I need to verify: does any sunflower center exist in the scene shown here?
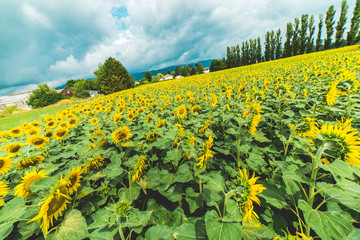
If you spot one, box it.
[12,129,20,134]
[48,122,55,127]
[47,193,67,216]
[68,175,77,186]
[10,145,21,153]
[57,130,66,137]
[33,138,45,145]
[0,160,4,168]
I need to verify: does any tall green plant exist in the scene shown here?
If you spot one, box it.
[324,5,336,49]
[335,0,349,47]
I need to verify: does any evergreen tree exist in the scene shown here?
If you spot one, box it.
[316,14,324,51]
[73,80,91,99]
[275,29,282,59]
[145,71,152,82]
[307,15,316,53]
[264,31,271,61]
[180,66,188,76]
[235,44,241,67]
[210,60,221,72]
[256,37,262,63]
[300,14,309,54]
[94,57,134,95]
[27,83,65,109]
[175,66,181,76]
[292,18,300,55]
[324,5,336,49]
[195,63,204,74]
[283,22,293,57]
[347,0,360,45]
[335,0,349,47]
[226,46,232,68]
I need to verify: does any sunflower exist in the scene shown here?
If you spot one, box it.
[196,136,214,169]
[3,142,24,157]
[112,113,122,122]
[28,135,49,149]
[326,81,339,106]
[132,156,147,182]
[191,105,201,113]
[90,118,99,125]
[99,138,110,149]
[111,126,132,144]
[319,119,360,167]
[176,105,187,119]
[249,114,262,135]
[83,154,105,172]
[8,127,23,137]
[31,121,42,127]
[127,111,135,121]
[46,120,57,129]
[45,130,53,138]
[146,131,159,142]
[14,169,47,199]
[145,113,155,123]
[54,128,69,140]
[156,119,166,128]
[211,94,218,107]
[15,155,45,170]
[238,168,266,223]
[43,115,53,122]
[59,121,69,128]
[66,167,82,194]
[0,156,12,175]
[290,116,319,138]
[26,126,41,136]
[0,181,9,199]
[29,177,70,234]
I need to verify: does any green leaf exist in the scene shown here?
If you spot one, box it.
[205,210,242,240]
[88,209,113,229]
[123,209,153,229]
[298,200,353,240]
[47,209,89,240]
[173,222,206,240]
[88,226,118,240]
[252,132,271,143]
[261,183,289,209]
[185,187,202,214]
[30,177,57,193]
[0,197,27,224]
[347,229,360,240]
[0,222,13,240]
[246,153,267,172]
[321,160,354,180]
[175,164,194,183]
[165,149,183,165]
[145,225,173,240]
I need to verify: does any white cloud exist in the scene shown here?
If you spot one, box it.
[22,4,52,29]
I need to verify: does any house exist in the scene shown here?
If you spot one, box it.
[0,91,33,110]
[89,90,99,97]
[203,67,210,73]
[60,87,74,97]
[175,75,184,79]
[159,74,173,81]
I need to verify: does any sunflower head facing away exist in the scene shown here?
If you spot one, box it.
[14,169,47,199]
[320,119,360,168]
[0,156,13,175]
[15,155,45,170]
[111,126,132,144]
[291,116,319,138]
[238,168,266,224]
[0,181,9,199]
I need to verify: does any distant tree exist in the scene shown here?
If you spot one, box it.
[145,71,152,82]
[307,15,316,53]
[73,80,90,99]
[292,18,300,55]
[256,37,262,63]
[195,63,204,74]
[270,30,276,60]
[235,44,241,67]
[139,78,149,85]
[27,83,65,109]
[190,66,196,75]
[94,57,134,95]
[175,66,181,76]
[180,66,188,76]
[283,22,293,57]
[220,58,227,70]
[316,14,324,51]
[157,73,164,79]
[300,14,309,54]
[275,29,282,59]
[347,0,360,45]
[249,39,256,64]
[167,70,171,74]
[151,76,158,82]
[226,46,232,68]
[171,71,175,76]
[210,60,221,72]
[241,41,250,65]
[335,0,349,47]
[65,79,76,88]
[324,5,336,49]
[264,31,271,61]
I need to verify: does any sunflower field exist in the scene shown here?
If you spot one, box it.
[1,46,360,240]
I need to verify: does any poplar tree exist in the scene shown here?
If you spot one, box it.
[264,31,271,61]
[256,37,262,63]
[300,14,309,54]
[292,18,300,55]
[324,5,336,49]
[347,0,360,45]
[307,15,315,53]
[316,14,324,51]
[283,22,293,57]
[275,29,282,59]
[270,30,276,60]
[335,0,349,47]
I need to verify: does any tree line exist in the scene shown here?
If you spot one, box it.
[211,0,360,72]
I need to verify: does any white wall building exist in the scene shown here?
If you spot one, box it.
[0,91,33,110]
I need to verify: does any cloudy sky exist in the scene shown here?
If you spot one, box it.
[0,0,356,96]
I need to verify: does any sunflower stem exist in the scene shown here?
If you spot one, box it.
[305,143,326,237]
[223,189,239,217]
